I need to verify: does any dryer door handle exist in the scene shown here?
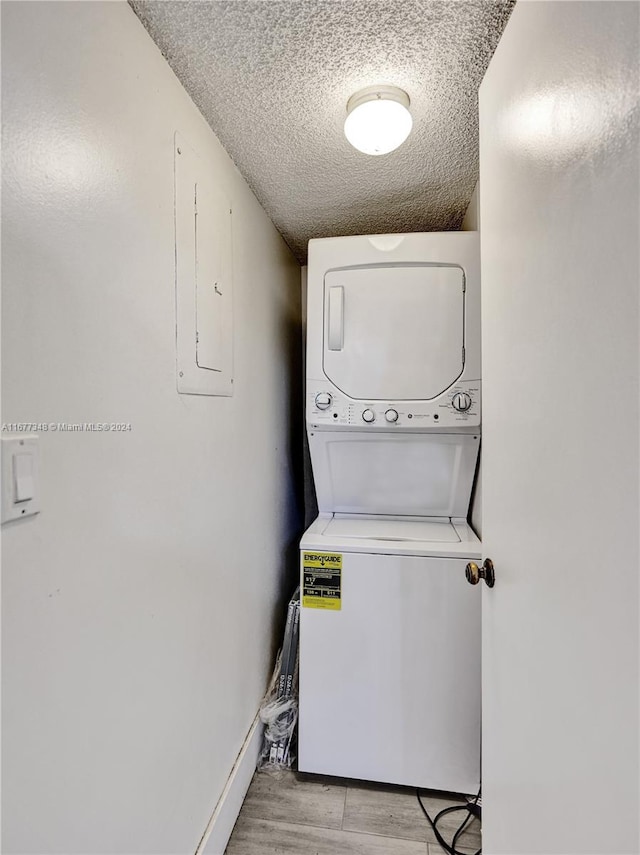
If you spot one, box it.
[328,286,344,351]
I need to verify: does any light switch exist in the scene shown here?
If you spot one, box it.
[13,453,34,502]
[2,434,40,523]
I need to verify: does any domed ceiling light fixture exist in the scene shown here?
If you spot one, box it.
[344,85,413,156]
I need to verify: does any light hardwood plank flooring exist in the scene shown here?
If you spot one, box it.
[234,769,346,830]
[225,770,481,855]
[343,784,480,850]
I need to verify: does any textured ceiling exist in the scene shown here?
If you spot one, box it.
[130,0,514,262]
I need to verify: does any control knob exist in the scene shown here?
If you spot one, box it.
[452,392,472,413]
[362,409,375,423]
[385,409,399,423]
[315,392,332,410]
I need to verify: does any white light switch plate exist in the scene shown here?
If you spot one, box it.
[1,434,40,523]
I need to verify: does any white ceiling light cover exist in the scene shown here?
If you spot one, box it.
[344,85,413,156]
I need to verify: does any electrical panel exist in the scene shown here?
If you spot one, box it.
[174,131,233,396]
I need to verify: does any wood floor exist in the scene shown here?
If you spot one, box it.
[225,769,481,855]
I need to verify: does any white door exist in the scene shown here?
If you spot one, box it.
[479,3,639,854]
[323,265,465,400]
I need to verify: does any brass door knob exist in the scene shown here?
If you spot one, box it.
[465,558,495,588]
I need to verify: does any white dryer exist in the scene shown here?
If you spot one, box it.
[299,232,481,794]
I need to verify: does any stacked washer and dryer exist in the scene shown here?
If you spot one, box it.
[299,232,481,795]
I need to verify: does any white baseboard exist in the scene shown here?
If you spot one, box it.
[195,715,263,855]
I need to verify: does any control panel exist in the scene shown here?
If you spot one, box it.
[307,379,481,430]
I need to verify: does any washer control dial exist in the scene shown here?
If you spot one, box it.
[452,392,472,412]
[315,392,332,410]
[385,408,399,423]
[362,408,375,423]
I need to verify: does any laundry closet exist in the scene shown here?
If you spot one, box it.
[1,3,638,855]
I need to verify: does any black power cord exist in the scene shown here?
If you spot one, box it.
[416,787,481,855]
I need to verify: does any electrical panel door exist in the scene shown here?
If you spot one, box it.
[175,131,233,396]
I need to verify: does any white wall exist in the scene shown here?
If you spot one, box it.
[461,184,482,536]
[1,3,301,853]
[479,1,639,852]
[300,266,318,531]
[461,183,479,232]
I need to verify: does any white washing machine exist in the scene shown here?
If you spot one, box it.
[299,232,482,794]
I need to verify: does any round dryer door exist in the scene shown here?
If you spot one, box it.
[323,264,465,401]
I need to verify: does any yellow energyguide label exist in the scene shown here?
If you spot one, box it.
[302,551,342,610]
